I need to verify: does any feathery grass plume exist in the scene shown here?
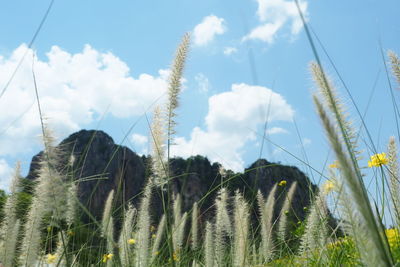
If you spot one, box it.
[18,190,45,266]
[101,190,115,266]
[299,188,330,254]
[191,201,199,250]
[388,50,400,86]
[192,259,200,267]
[173,194,183,235]
[329,168,366,255]
[40,129,69,220]
[214,188,231,267]
[314,95,393,266]
[175,212,188,260]
[54,231,67,266]
[66,182,77,227]
[1,220,20,267]
[277,181,298,242]
[19,129,68,266]
[388,136,400,227]
[118,204,136,266]
[150,105,167,187]
[172,194,188,258]
[204,221,214,267]
[166,33,190,160]
[257,184,278,262]
[233,191,249,267]
[0,163,21,267]
[135,182,153,267]
[310,62,363,169]
[151,214,166,262]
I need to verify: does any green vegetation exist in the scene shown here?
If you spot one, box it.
[1,11,400,266]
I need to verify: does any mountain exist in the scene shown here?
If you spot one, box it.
[25,129,321,230]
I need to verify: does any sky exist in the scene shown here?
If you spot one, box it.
[0,0,399,208]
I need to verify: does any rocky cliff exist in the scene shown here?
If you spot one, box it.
[26,129,319,229]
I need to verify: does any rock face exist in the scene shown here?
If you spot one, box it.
[26,129,318,228]
[27,130,147,221]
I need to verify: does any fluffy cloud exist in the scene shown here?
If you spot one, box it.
[266,127,289,135]
[131,133,148,146]
[130,133,149,155]
[193,15,227,46]
[223,47,238,56]
[243,0,308,43]
[195,73,210,93]
[0,44,169,156]
[172,83,294,171]
[302,138,311,146]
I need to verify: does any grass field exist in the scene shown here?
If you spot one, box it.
[1,3,400,267]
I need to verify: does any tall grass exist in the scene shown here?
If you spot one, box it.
[1,29,400,267]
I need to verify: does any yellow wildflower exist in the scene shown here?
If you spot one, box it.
[150,225,156,232]
[172,251,179,262]
[46,254,57,264]
[278,180,287,186]
[323,181,335,194]
[102,253,113,263]
[368,152,388,167]
[329,160,339,169]
[386,228,399,248]
[128,238,136,245]
[326,237,351,250]
[154,251,159,256]
[152,234,156,239]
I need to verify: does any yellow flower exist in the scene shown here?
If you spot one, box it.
[128,238,136,245]
[278,180,287,186]
[326,237,351,250]
[152,234,156,239]
[323,181,335,194]
[329,160,339,169]
[102,253,113,263]
[153,251,159,256]
[46,254,57,264]
[172,251,179,262]
[368,152,388,167]
[386,228,399,248]
[150,225,156,232]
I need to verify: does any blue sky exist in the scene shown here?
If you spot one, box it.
[0,0,399,210]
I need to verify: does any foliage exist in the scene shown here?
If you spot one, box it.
[1,23,400,266]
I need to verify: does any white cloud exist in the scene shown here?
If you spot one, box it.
[302,138,311,146]
[243,0,308,43]
[0,44,170,156]
[171,83,294,172]
[223,47,238,56]
[272,148,284,156]
[266,127,289,135]
[131,133,148,146]
[130,133,149,155]
[195,73,210,93]
[193,15,227,46]
[0,159,13,191]
[243,22,283,43]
